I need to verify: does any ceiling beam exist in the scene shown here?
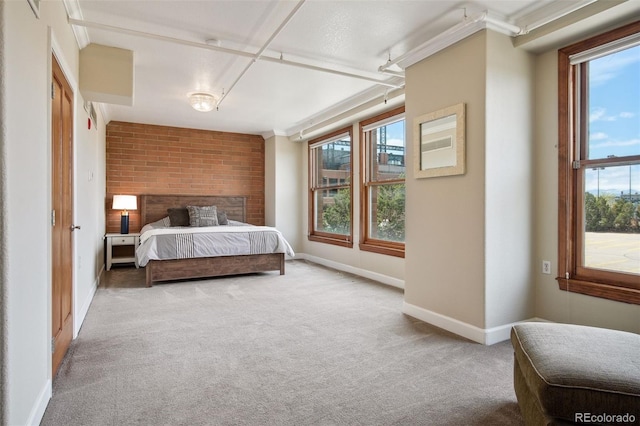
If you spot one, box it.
[67,17,403,92]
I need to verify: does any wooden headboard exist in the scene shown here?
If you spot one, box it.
[140,194,247,226]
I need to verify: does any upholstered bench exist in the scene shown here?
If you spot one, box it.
[510,323,640,425]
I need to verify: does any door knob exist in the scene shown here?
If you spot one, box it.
[71,225,81,231]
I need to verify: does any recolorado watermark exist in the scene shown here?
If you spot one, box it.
[575,412,636,424]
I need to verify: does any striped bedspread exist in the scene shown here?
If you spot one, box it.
[136,219,295,267]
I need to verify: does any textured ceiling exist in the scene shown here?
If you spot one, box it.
[70,0,634,137]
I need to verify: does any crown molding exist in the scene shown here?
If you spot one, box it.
[261,130,288,140]
[512,0,599,33]
[385,1,601,71]
[393,10,521,70]
[97,103,110,126]
[513,0,633,51]
[62,0,90,49]
[286,86,405,142]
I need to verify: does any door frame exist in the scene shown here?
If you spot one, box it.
[49,34,79,376]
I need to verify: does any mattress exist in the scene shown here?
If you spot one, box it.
[136,218,295,267]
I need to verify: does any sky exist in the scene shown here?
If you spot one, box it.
[586,44,640,196]
[335,44,639,196]
[381,119,405,149]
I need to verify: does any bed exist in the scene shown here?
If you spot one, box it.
[136,194,294,287]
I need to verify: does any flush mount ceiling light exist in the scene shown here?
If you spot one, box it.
[188,92,217,112]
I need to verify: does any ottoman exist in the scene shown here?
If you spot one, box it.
[510,323,640,425]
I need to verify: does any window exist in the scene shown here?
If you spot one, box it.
[558,21,640,304]
[360,106,405,257]
[308,126,353,247]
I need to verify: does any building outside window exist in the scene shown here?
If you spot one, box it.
[558,22,640,304]
[360,106,405,257]
[308,126,353,247]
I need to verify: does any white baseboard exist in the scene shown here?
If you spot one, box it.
[26,379,51,426]
[402,301,545,345]
[290,255,547,344]
[74,267,101,338]
[295,253,404,289]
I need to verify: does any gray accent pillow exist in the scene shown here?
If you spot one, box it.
[217,211,228,225]
[167,208,190,227]
[187,205,219,227]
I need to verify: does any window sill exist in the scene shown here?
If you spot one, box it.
[359,241,405,258]
[557,277,640,305]
[308,234,353,248]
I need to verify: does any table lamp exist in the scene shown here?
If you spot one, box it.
[112,195,137,234]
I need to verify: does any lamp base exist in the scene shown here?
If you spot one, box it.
[120,215,129,234]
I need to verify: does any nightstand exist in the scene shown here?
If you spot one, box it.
[105,233,140,271]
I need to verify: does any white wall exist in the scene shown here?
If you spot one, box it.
[484,31,535,330]
[264,134,303,252]
[4,3,55,423]
[265,136,276,228]
[0,0,6,421]
[1,1,106,424]
[403,30,536,344]
[74,106,106,337]
[404,32,488,332]
[533,50,640,333]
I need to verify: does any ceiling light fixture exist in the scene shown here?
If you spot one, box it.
[188,92,217,112]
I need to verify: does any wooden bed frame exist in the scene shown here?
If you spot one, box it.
[140,194,284,287]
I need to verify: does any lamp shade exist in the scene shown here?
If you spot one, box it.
[112,195,137,210]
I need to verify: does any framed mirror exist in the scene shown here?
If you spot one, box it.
[413,103,465,178]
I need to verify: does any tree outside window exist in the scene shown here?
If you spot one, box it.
[558,22,640,304]
[360,106,406,258]
[308,127,353,247]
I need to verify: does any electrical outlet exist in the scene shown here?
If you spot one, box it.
[542,260,551,275]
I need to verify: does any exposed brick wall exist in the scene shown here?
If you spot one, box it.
[106,121,265,233]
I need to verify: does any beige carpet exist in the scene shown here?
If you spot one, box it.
[42,260,523,425]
